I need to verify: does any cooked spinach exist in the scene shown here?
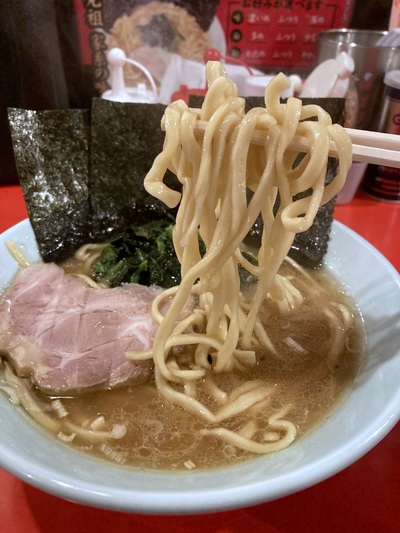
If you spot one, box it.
[92,217,196,288]
[92,214,261,289]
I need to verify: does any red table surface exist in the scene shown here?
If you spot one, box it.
[0,185,399,533]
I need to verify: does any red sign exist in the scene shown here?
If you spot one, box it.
[216,0,355,71]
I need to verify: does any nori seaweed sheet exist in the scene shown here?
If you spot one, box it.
[8,95,345,269]
[7,108,91,263]
[90,98,178,240]
[190,95,345,268]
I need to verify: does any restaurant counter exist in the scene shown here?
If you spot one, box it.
[0,184,399,533]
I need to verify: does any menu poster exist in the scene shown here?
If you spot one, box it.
[216,0,355,71]
[74,0,355,97]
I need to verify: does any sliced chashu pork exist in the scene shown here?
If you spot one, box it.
[0,262,165,393]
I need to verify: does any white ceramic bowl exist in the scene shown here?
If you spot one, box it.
[0,219,399,514]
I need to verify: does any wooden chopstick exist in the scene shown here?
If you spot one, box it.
[345,128,400,167]
[190,120,400,169]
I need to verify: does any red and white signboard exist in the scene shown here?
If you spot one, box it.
[216,0,355,70]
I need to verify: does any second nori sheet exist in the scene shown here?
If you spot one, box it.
[7,108,91,263]
[90,98,177,240]
[190,95,345,269]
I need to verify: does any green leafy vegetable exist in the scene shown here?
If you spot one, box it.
[92,216,203,288]
[93,213,259,289]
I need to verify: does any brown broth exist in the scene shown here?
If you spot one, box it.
[25,264,364,472]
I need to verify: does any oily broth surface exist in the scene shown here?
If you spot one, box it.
[23,264,364,471]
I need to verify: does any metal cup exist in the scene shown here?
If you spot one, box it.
[316,29,400,131]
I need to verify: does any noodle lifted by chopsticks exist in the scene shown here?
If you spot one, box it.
[127,61,353,454]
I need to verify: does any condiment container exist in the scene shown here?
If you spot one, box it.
[362,69,400,203]
[376,70,400,134]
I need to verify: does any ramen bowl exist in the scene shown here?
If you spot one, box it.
[0,219,399,514]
